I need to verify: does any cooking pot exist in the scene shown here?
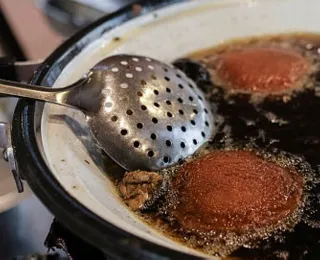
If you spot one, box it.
[1,0,319,259]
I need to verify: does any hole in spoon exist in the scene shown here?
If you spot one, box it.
[121,129,128,136]
[163,156,170,163]
[105,102,112,108]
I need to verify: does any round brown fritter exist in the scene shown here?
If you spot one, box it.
[214,48,310,93]
[167,150,303,233]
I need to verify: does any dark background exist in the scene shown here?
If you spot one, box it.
[0,1,132,259]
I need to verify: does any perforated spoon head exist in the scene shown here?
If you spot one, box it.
[85,55,215,171]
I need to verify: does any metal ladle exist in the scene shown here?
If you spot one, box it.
[0,55,214,171]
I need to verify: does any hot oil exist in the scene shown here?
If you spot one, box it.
[138,145,317,258]
[118,33,320,259]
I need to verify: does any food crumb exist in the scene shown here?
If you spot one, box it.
[118,171,163,211]
[132,4,142,16]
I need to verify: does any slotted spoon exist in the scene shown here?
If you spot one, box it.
[0,55,214,171]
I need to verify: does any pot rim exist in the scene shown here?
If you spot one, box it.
[11,0,200,259]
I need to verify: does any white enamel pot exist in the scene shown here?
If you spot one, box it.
[4,0,319,259]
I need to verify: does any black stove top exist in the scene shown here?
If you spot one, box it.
[0,196,58,259]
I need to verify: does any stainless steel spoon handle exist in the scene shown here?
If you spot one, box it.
[0,79,83,109]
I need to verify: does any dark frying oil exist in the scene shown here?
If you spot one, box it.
[133,33,320,259]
